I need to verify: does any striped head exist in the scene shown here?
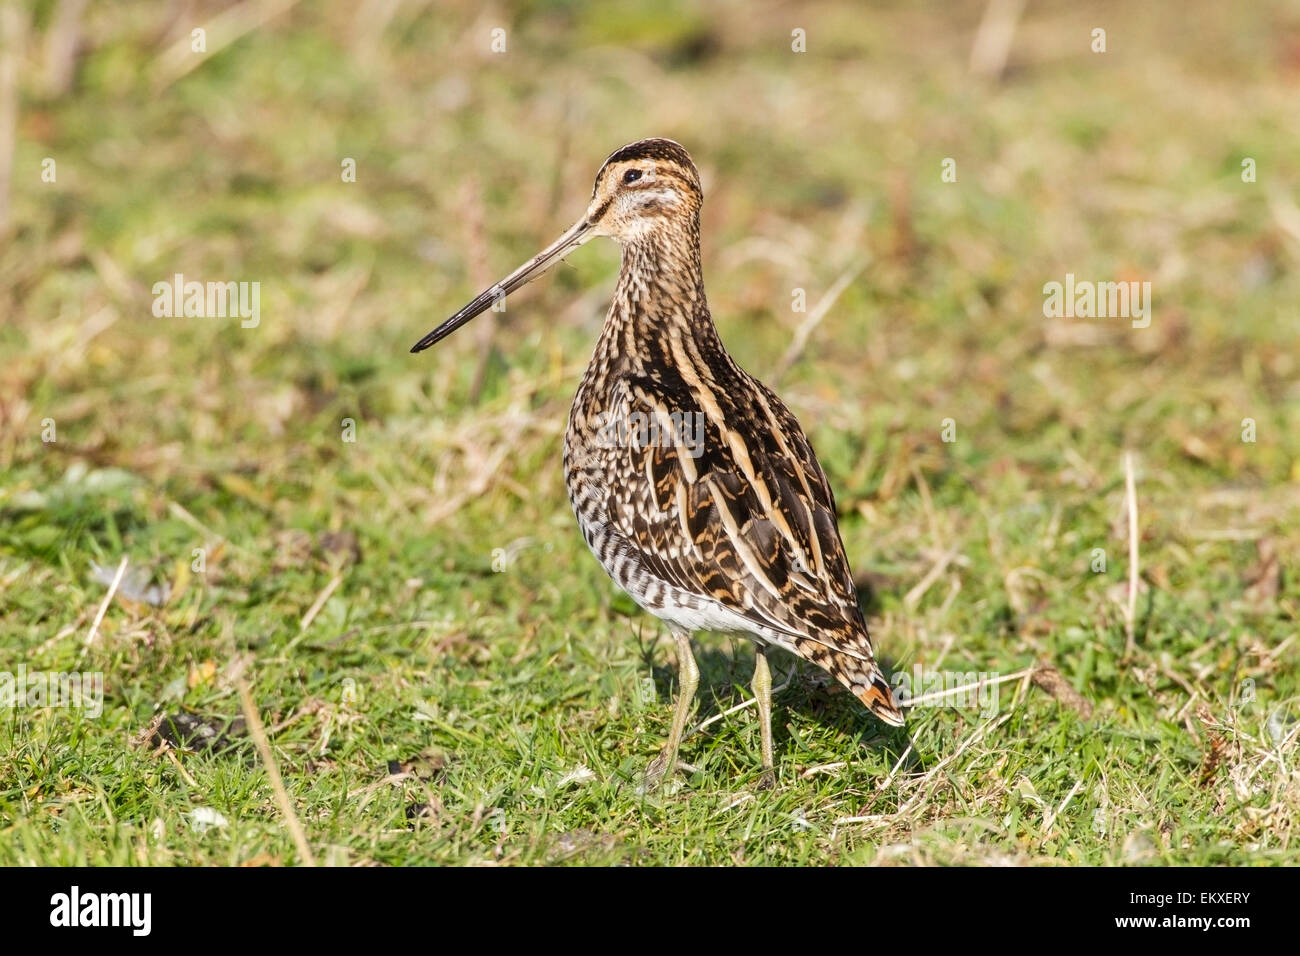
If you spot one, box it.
[585,138,703,242]
[411,138,703,353]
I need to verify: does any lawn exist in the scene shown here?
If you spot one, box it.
[1,0,1297,866]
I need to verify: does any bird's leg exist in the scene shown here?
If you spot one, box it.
[645,628,698,789]
[751,645,776,789]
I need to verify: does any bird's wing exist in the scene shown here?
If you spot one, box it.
[588,345,904,726]
[602,359,874,661]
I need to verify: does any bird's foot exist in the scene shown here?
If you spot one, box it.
[642,750,672,791]
[640,750,696,794]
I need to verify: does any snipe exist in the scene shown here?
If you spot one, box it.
[413,138,904,788]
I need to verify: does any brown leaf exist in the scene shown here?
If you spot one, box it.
[1030,666,1094,719]
[1196,705,1226,789]
[1180,433,1216,463]
[318,530,362,566]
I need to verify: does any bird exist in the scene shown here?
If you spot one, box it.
[412,138,904,788]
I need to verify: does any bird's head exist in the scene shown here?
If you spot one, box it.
[583,138,703,243]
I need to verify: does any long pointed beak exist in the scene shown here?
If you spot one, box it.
[410,217,596,353]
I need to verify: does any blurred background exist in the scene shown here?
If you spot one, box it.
[1,1,1298,864]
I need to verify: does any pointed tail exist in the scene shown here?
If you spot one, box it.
[849,663,906,727]
[794,633,906,727]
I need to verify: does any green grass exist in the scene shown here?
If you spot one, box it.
[2,0,1298,866]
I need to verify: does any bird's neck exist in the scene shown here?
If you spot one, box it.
[598,221,722,369]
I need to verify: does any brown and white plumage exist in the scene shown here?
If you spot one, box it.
[414,138,903,786]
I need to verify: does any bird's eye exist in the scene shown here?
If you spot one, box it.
[622,168,643,184]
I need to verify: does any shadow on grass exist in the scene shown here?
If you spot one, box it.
[637,633,910,761]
